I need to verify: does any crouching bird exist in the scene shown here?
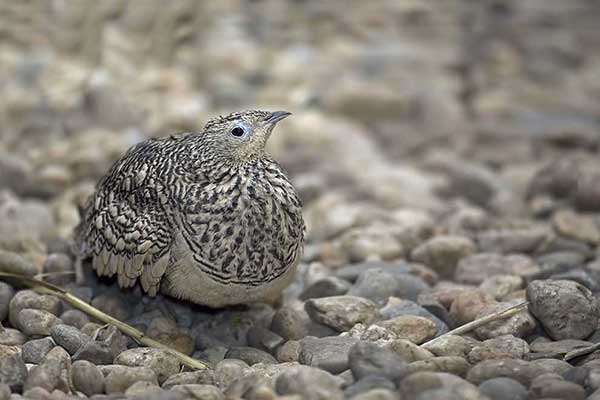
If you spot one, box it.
[74,110,304,308]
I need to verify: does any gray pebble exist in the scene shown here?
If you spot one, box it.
[423,335,475,358]
[58,310,90,330]
[334,261,411,282]
[95,325,130,359]
[0,384,9,400]
[276,340,301,363]
[115,348,180,384]
[22,337,55,364]
[42,253,73,286]
[17,309,61,337]
[51,324,91,355]
[304,295,380,331]
[213,359,249,389]
[300,276,350,300]
[0,345,28,392]
[477,229,548,254]
[102,365,158,394]
[380,299,448,335]
[0,329,25,346]
[0,283,14,322]
[455,253,540,285]
[275,365,344,400]
[271,305,336,340]
[466,359,547,386]
[170,384,224,400]
[161,370,217,389]
[348,388,398,400]
[224,346,277,365]
[468,335,529,364]
[0,250,37,277]
[23,361,63,393]
[9,290,62,328]
[528,377,586,400]
[22,387,51,400]
[348,267,430,305]
[299,335,358,374]
[411,235,476,279]
[72,341,114,365]
[479,377,527,400]
[123,380,160,397]
[399,371,477,399]
[70,360,104,396]
[345,376,396,398]
[246,326,284,353]
[348,341,407,381]
[527,279,599,340]
[474,301,537,340]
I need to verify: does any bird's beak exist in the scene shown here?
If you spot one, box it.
[264,111,292,125]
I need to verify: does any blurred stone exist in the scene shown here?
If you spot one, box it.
[411,235,476,279]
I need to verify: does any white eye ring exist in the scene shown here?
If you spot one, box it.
[231,126,246,137]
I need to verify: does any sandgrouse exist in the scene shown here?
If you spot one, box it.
[74,110,304,307]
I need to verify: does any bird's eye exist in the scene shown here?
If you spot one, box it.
[231,126,245,137]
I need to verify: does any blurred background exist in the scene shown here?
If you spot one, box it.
[0,0,599,267]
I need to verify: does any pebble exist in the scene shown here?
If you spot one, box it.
[474,301,537,339]
[17,309,62,337]
[466,359,546,386]
[344,376,396,398]
[213,359,249,389]
[375,316,437,344]
[0,250,38,277]
[103,366,158,393]
[275,340,301,363]
[423,335,475,358]
[398,371,476,399]
[146,317,194,356]
[50,324,91,355]
[380,298,448,335]
[91,292,130,321]
[123,380,160,397]
[246,325,285,354]
[70,360,104,396]
[479,275,523,301]
[9,290,62,328]
[23,361,63,393]
[94,325,129,359]
[299,335,358,374]
[448,289,495,326]
[467,335,529,363]
[300,277,350,300]
[0,283,14,321]
[0,329,25,346]
[114,347,180,384]
[348,388,397,400]
[21,338,55,364]
[553,209,600,244]
[478,377,528,400]
[304,295,380,331]
[455,253,540,285]
[334,261,411,282]
[527,279,599,340]
[411,235,477,279]
[72,340,114,365]
[528,377,586,400]
[0,345,28,392]
[0,384,9,400]
[161,370,217,389]
[348,341,407,380]
[347,267,430,304]
[42,253,73,286]
[406,356,471,377]
[340,224,405,262]
[476,228,548,254]
[224,346,277,365]
[274,365,344,400]
[170,384,224,400]
[58,310,90,330]
[387,339,434,362]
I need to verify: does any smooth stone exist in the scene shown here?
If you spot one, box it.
[246,326,285,353]
[114,347,180,384]
[275,340,301,363]
[399,371,477,399]
[0,345,28,392]
[58,310,90,330]
[528,377,586,400]
[0,250,38,277]
[170,384,224,400]
[455,253,540,285]
[344,376,396,398]
[0,283,14,322]
[375,316,437,344]
[474,301,537,340]
[334,261,411,282]
[527,279,599,340]
[17,309,62,337]
[299,336,358,374]
[406,356,471,377]
[161,370,217,389]
[304,296,380,331]
[224,346,277,365]
[468,335,529,363]
[477,229,548,254]
[102,366,158,394]
[347,267,430,305]
[380,298,448,335]
[467,359,547,386]
[21,338,55,364]
[270,305,336,340]
[448,289,496,326]
[423,335,476,358]
[347,388,398,400]
[0,329,25,346]
[387,339,434,362]
[123,380,161,397]
[478,377,528,400]
[479,275,524,301]
[300,277,350,300]
[411,235,477,279]
[275,365,344,400]
[70,360,104,396]
[50,324,91,355]
[348,341,408,380]
[9,291,62,328]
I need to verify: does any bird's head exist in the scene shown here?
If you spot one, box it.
[202,110,291,162]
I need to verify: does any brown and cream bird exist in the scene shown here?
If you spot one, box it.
[74,110,304,308]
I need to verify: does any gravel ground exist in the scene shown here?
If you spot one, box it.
[2,1,600,400]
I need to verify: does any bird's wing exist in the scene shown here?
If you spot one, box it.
[76,140,174,296]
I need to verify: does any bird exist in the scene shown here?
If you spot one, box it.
[74,110,305,308]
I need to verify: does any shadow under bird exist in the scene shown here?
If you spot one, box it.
[74,110,305,307]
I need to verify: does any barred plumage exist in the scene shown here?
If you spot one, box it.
[74,110,304,307]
